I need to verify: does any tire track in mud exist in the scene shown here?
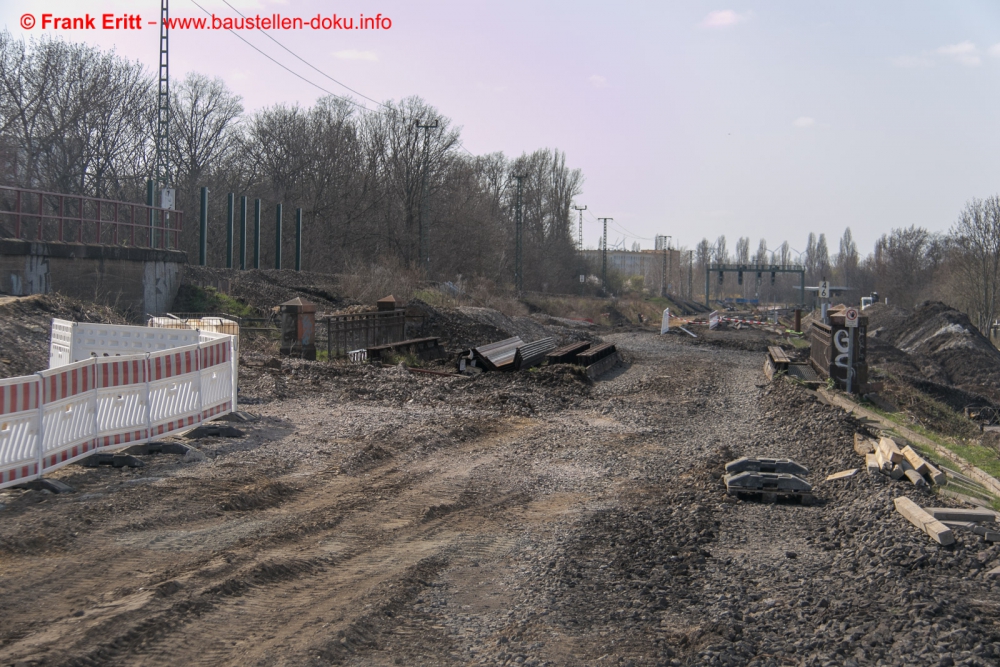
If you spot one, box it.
[7,420,548,667]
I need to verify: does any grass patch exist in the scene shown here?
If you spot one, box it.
[172,284,257,317]
[787,337,810,349]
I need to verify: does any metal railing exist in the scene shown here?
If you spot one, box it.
[0,185,183,249]
[322,310,406,358]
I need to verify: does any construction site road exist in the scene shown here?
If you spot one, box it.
[1,331,999,666]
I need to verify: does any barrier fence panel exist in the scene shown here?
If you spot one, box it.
[38,359,97,474]
[0,376,40,486]
[95,354,149,449]
[0,321,238,490]
[52,320,204,366]
[199,336,233,420]
[148,344,202,439]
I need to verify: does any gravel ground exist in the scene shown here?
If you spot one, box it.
[0,331,998,666]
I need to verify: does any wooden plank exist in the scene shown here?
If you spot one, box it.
[894,496,955,545]
[900,445,930,475]
[889,464,905,480]
[826,468,858,481]
[925,462,946,486]
[767,346,790,364]
[874,447,890,473]
[899,459,927,487]
[854,433,875,457]
[879,436,904,465]
[865,453,880,475]
[925,508,997,523]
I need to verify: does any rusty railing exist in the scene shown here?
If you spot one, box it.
[0,185,183,249]
[321,310,406,358]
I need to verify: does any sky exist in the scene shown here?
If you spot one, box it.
[3,0,1000,258]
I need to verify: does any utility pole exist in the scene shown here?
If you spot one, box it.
[151,0,172,248]
[598,218,612,293]
[416,119,438,274]
[514,175,525,292]
[572,205,587,250]
[688,250,694,299]
[656,235,671,297]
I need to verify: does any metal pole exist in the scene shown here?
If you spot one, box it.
[598,218,612,293]
[295,208,302,271]
[800,270,805,307]
[274,203,282,270]
[199,186,208,266]
[226,193,234,268]
[239,196,247,270]
[705,265,710,307]
[688,251,693,300]
[253,199,261,269]
[847,329,855,394]
[515,175,524,292]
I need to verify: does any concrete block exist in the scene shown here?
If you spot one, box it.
[725,457,809,476]
[926,508,997,523]
[853,433,875,457]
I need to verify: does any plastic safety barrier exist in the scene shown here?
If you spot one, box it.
[0,320,237,489]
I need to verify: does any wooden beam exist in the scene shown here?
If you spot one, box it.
[901,445,930,475]
[894,496,955,545]
[879,436,904,465]
[854,433,874,457]
[899,459,927,487]
[925,462,946,486]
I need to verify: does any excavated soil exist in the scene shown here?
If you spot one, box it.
[1,332,999,666]
[0,294,127,380]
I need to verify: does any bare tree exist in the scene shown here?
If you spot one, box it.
[755,239,768,265]
[951,196,1000,332]
[837,228,858,287]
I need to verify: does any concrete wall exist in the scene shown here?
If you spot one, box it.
[0,240,186,315]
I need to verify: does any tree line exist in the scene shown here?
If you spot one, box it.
[691,209,1000,336]
[0,32,583,293]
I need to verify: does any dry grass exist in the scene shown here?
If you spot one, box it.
[338,256,424,304]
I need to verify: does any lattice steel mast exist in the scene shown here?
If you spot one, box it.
[155,0,170,192]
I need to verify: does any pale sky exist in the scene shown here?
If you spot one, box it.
[3,0,1000,258]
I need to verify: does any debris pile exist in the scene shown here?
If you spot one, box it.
[855,434,946,487]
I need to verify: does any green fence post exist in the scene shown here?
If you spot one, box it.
[274,203,282,270]
[199,187,208,266]
[253,198,261,269]
[239,196,247,270]
[295,208,302,271]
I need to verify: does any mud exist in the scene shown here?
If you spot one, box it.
[0,331,998,666]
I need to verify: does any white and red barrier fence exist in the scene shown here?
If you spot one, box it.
[0,319,236,490]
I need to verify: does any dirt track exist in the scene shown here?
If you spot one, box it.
[1,331,999,666]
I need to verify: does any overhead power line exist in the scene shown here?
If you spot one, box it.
[187,0,373,112]
[218,0,390,110]
[191,0,478,159]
